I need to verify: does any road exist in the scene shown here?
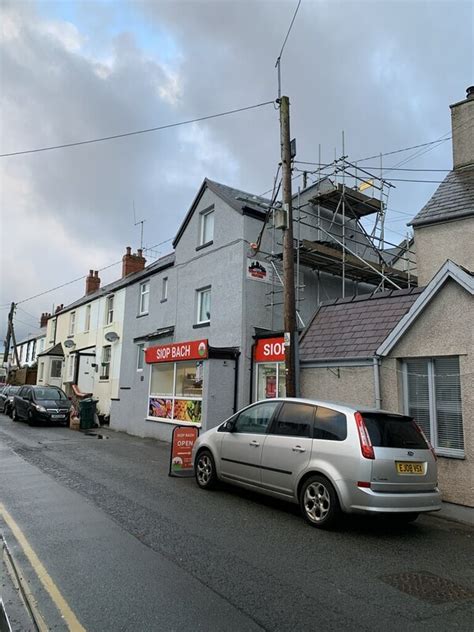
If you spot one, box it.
[0,413,473,632]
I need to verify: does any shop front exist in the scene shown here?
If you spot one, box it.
[253,336,286,401]
[145,338,238,430]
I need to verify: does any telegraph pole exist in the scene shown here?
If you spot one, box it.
[4,302,20,368]
[279,95,297,397]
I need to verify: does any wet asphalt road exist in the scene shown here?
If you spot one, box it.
[0,414,473,632]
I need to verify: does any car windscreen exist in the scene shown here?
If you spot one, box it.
[34,388,67,400]
[361,413,428,450]
[9,386,20,395]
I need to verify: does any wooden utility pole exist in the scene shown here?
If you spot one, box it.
[279,96,297,397]
[4,302,20,368]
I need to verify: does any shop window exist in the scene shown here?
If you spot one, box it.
[197,287,211,324]
[199,208,214,246]
[139,282,150,315]
[105,295,114,324]
[149,361,203,425]
[101,346,111,380]
[84,305,91,332]
[51,359,62,379]
[256,362,286,400]
[404,357,464,457]
[69,311,76,336]
[136,343,145,371]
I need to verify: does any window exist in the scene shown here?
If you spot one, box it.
[361,413,427,449]
[256,363,286,400]
[162,277,168,302]
[69,312,76,336]
[139,282,150,315]
[404,357,464,457]
[233,401,279,434]
[137,343,145,371]
[50,318,57,344]
[149,361,203,424]
[106,295,114,324]
[39,362,45,381]
[101,346,111,379]
[271,402,314,437]
[84,305,91,332]
[313,406,347,441]
[51,359,62,379]
[197,287,211,324]
[66,354,75,382]
[200,208,214,245]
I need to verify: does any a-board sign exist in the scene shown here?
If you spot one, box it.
[169,426,200,478]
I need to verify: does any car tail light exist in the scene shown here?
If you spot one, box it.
[355,412,374,459]
[412,419,437,461]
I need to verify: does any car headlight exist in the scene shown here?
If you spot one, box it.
[35,405,47,413]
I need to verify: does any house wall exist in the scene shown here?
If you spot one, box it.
[387,279,474,507]
[300,364,375,408]
[414,217,474,285]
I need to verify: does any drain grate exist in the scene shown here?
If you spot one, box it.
[381,571,474,604]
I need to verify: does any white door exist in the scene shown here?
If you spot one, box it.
[77,355,95,394]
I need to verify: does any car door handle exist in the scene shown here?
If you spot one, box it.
[249,440,260,447]
[292,446,306,453]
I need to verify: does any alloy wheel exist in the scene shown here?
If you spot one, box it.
[196,453,213,487]
[303,481,331,524]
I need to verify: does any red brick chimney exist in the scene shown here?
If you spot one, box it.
[40,312,51,328]
[55,304,64,314]
[122,246,146,278]
[85,270,101,295]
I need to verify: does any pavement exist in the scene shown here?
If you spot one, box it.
[0,415,473,632]
[435,501,474,527]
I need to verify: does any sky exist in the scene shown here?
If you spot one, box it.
[1,0,473,346]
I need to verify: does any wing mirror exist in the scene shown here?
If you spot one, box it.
[223,419,236,432]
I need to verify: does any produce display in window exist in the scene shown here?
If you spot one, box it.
[149,398,173,419]
[173,399,202,424]
[148,360,203,424]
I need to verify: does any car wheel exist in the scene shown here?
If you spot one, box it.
[27,410,37,426]
[6,405,12,418]
[299,474,341,529]
[195,449,218,490]
[12,407,19,422]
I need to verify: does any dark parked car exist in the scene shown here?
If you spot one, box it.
[12,385,72,426]
[0,385,21,416]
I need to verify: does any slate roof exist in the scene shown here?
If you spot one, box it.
[299,287,424,361]
[410,167,474,227]
[56,252,175,315]
[37,342,64,357]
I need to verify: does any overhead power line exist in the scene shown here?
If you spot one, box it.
[355,137,451,163]
[0,101,275,158]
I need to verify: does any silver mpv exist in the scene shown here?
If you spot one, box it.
[193,398,441,528]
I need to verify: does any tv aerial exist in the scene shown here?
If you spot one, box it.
[133,201,146,250]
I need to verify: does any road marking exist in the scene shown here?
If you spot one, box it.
[0,502,86,632]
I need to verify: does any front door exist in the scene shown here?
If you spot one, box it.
[220,401,280,487]
[77,355,95,395]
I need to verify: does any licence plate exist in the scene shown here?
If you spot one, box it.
[51,414,65,419]
[396,462,424,475]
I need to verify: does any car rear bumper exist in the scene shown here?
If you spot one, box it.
[346,487,442,514]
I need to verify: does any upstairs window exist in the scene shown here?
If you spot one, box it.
[139,282,150,315]
[404,357,464,458]
[137,343,145,371]
[199,208,214,246]
[162,277,168,302]
[197,287,211,324]
[84,305,91,332]
[69,312,76,336]
[106,295,114,325]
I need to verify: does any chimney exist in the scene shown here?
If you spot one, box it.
[55,303,64,314]
[450,86,474,170]
[122,246,146,278]
[85,269,101,295]
[40,312,51,328]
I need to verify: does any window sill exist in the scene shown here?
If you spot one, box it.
[193,322,210,329]
[136,312,149,319]
[146,416,201,428]
[196,240,213,252]
[436,450,465,460]
[99,377,110,382]
[160,298,168,304]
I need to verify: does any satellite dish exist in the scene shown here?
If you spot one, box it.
[105,331,119,343]
[64,339,75,348]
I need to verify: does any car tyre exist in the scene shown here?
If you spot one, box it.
[195,449,218,490]
[299,474,341,529]
[27,410,36,426]
[12,407,19,422]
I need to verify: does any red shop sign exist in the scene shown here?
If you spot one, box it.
[145,339,208,364]
[169,426,200,478]
[254,337,285,363]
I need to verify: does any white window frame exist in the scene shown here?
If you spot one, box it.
[199,208,214,246]
[38,361,44,382]
[69,312,76,336]
[84,305,91,332]
[101,346,111,380]
[403,357,464,458]
[196,287,211,324]
[51,359,62,379]
[105,295,114,325]
[137,343,145,371]
[161,277,168,302]
[139,282,150,315]
[50,318,57,344]
[66,354,75,382]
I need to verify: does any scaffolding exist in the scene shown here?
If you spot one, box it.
[263,154,417,328]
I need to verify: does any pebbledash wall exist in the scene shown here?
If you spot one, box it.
[110,179,377,442]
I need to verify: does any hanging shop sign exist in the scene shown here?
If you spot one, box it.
[246,259,273,284]
[145,339,208,364]
[254,337,286,363]
[169,425,200,477]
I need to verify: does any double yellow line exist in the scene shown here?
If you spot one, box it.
[0,502,86,631]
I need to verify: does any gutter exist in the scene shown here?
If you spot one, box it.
[373,355,382,409]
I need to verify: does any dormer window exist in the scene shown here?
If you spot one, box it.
[199,207,214,246]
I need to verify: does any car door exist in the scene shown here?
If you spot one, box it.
[260,402,315,497]
[220,401,280,487]
[16,387,28,418]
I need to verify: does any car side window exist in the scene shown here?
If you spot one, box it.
[313,406,347,441]
[233,402,279,434]
[18,387,27,398]
[271,402,315,438]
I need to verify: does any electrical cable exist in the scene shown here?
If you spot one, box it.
[276,0,302,62]
[0,101,275,158]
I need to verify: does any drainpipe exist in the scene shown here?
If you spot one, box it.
[373,355,382,409]
[233,352,240,414]
[294,335,300,398]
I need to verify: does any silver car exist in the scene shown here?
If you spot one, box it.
[193,398,441,528]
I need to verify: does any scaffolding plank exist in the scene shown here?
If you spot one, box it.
[309,183,382,218]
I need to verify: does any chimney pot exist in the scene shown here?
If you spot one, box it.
[467,86,474,100]
[89,269,93,276]
[137,248,143,257]
[126,246,132,255]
